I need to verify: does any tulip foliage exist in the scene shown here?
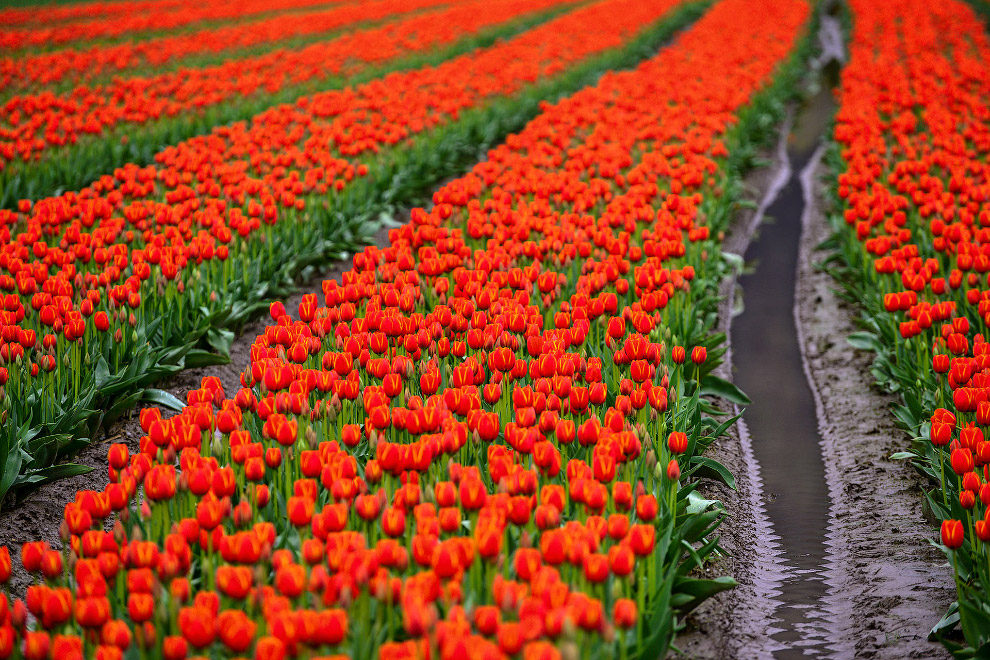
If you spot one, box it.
[0,0,709,507]
[0,0,813,657]
[827,0,990,654]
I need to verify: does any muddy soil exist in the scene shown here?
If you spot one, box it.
[0,227,392,600]
[674,117,793,660]
[797,154,954,659]
[676,124,953,660]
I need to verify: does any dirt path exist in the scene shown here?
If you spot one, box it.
[678,104,953,660]
[796,151,954,659]
[674,113,794,660]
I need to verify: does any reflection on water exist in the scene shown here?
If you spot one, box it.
[731,15,841,660]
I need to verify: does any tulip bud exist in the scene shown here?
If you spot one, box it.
[666,459,680,481]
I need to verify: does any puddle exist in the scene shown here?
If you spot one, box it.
[730,9,842,659]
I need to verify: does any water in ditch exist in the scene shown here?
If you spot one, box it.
[730,23,842,660]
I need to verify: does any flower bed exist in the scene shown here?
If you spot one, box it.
[0,0,348,51]
[0,0,703,507]
[0,0,814,657]
[826,0,990,653]
[0,0,582,202]
[0,0,452,92]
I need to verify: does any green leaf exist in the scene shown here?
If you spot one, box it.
[689,456,736,490]
[957,596,990,650]
[673,575,737,611]
[889,451,916,461]
[699,374,751,405]
[0,440,26,507]
[847,331,881,352]
[929,601,960,641]
[685,490,721,515]
[182,349,231,368]
[205,327,235,355]
[104,391,145,424]
[141,389,186,412]
[94,356,111,388]
[19,463,93,485]
[722,251,744,273]
[712,412,744,439]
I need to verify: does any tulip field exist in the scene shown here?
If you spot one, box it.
[827,0,990,654]
[3,0,990,657]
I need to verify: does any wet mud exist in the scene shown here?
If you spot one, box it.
[798,150,954,659]
[728,57,839,660]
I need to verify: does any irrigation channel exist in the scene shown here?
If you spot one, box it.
[730,14,842,660]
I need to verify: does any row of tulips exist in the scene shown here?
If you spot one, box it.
[0,0,584,207]
[0,0,212,30]
[826,0,990,655]
[0,0,455,93]
[0,0,349,51]
[0,0,705,507]
[0,0,811,657]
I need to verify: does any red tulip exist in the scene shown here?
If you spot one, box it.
[667,431,688,454]
[613,598,637,628]
[583,553,609,583]
[94,312,110,332]
[217,610,256,653]
[941,519,964,550]
[0,547,10,584]
[23,632,50,660]
[951,448,975,475]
